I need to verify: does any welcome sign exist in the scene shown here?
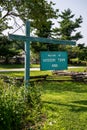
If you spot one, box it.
[40,51,68,70]
[9,21,75,86]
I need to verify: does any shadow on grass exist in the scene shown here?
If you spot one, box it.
[0,64,24,69]
[43,100,87,112]
[42,81,87,93]
[73,100,87,105]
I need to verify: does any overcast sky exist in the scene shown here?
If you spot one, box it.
[47,0,87,45]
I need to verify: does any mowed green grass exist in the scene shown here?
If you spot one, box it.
[0,64,24,69]
[0,64,39,69]
[68,67,87,72]
[41,81,87,130]
[0,64,86,71]
[0,70,51,77]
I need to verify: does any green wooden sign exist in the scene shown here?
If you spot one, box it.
[9,21,76,87]
[40,51,68,70]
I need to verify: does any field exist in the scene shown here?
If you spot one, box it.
[41,81,87,130]
[0,65,87,129]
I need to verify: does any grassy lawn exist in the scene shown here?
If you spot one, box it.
[0,64,86,71]
[41,81,87,130]
[0,70,52,77]
[0,64,40,70]
[0,64,24,69]
[0,68,87,129]
[68,67,87,72]
[0,66,86,82]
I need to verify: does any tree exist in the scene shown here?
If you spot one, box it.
[53,8,83,41]
[31,19,59,55]
[0,0,58,33]
[0,36,19,63]
[77,44,87,61]
[52,8,83,62]
[0,0,58,58]
[77,43,85,49]
[0,11,10,35]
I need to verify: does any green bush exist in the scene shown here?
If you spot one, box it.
[70,58,87,66]
[80,60,87,66]
[0,80,42,130]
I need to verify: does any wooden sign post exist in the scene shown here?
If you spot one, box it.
[9,21,76,87]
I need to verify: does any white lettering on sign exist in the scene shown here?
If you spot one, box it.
[58,58,65,62]
[43,59,56,62]
[48,54,56,57]
[58,54,61,57]
[52,64,58,67]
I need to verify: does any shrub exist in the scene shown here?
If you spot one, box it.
[0,80,42,130]
[70,58,87,66]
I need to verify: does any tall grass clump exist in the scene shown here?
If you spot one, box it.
[0,80,42,130]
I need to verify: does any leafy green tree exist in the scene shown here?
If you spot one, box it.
[0,0,58,59]
[0,36,19,63]
[0,11,10,35]
[0,0,58,32]
[78,45,87,61]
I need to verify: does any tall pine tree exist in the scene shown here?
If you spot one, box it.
[53,8,83,41]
